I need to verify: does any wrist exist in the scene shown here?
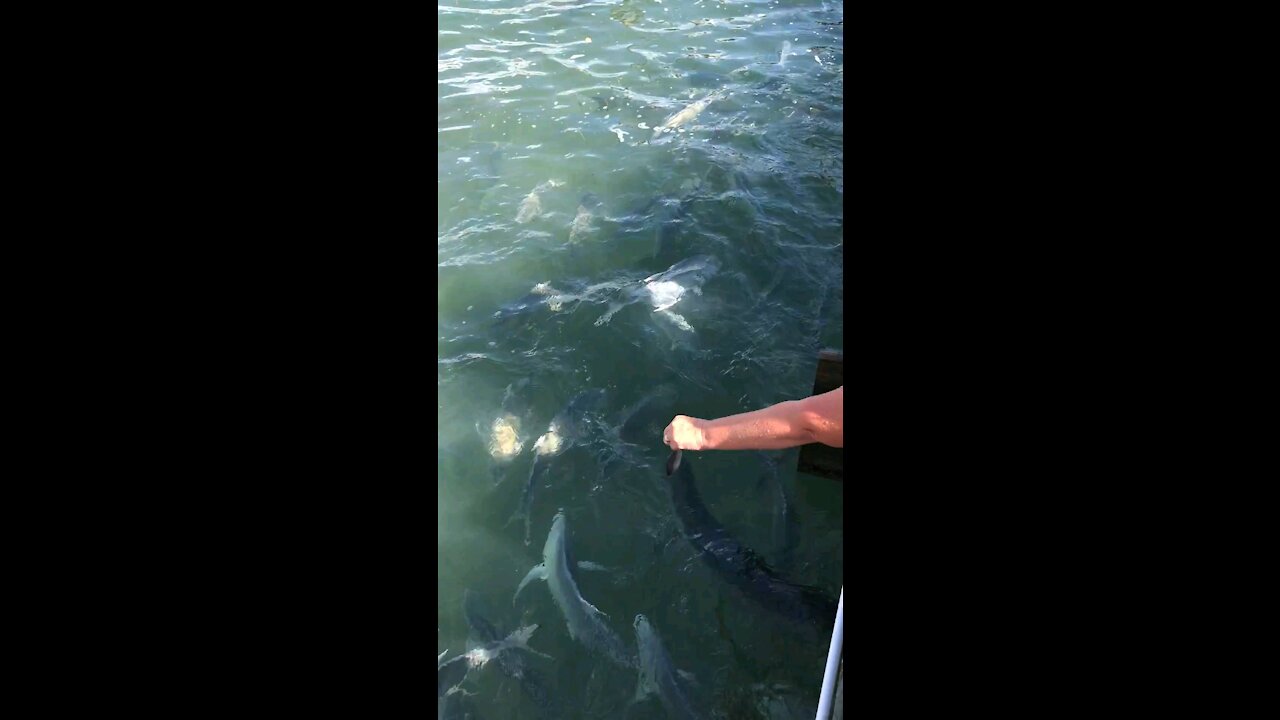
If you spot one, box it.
[692,419,711,451]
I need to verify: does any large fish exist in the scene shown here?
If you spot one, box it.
[492,281,575,326]
[482,379,533,480]
[510,389,607,544]
[598,385,679,475]
[515,512,637,669]
[515,180,564,224]
[593,255,720,330]
[437,623,549,698]
[652,90,727,141]
[633,614,700,720]
[462,590,559,717]
[756,452,798,571]
[666,457,837,631]
[619,187,701,261]
[568,193,601,243]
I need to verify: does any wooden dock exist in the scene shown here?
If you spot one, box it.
[798,348,843,480]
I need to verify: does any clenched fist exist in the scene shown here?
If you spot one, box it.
[662,415,706,451]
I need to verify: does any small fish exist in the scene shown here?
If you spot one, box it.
[779,40,792,67]
[666,449,682,476]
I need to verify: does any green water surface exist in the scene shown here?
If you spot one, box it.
[439,1,843,717]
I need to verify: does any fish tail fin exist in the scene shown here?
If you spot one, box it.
[504,623,555,661]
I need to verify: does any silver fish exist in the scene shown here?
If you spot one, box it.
[515,512,637,669]
[652,90,727,140]
[594,255,720,328]
[633,614,700,720]
[462,590,559,716]
[437,624,551,698]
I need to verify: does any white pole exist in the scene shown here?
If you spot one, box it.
[814,587,844,720]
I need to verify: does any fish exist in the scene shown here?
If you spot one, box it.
[438,623,552,698]
[652,90,727,140]
[487,414,522,461]
[492,281,583,325]
[593,255,720,328]
[510,389,607,544]
[515,180,564,224]
[569,193,600,243]
[644,254,721,287]
[596,385,678,474]
[633,614,700,720]
[515,512,638,669]
[756,452,798,571]
[481,380,534,485]
[779,40,792,67]
[609,0,644,27]
[643,255,721,331]
[462,590,559,717]
[666,450,683,476]
[666,457,837,631]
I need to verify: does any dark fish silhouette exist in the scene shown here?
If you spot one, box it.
[666,450,682,476]
[666,457,836,631]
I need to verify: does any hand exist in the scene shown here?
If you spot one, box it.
[662,415,706,451]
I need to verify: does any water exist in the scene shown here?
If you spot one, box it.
[439,1,843,717]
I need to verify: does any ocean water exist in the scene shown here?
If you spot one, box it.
[438,1,843,717]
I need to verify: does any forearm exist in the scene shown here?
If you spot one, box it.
[697,400,820,451]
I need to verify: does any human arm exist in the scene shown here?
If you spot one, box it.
[663,386,843,451]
